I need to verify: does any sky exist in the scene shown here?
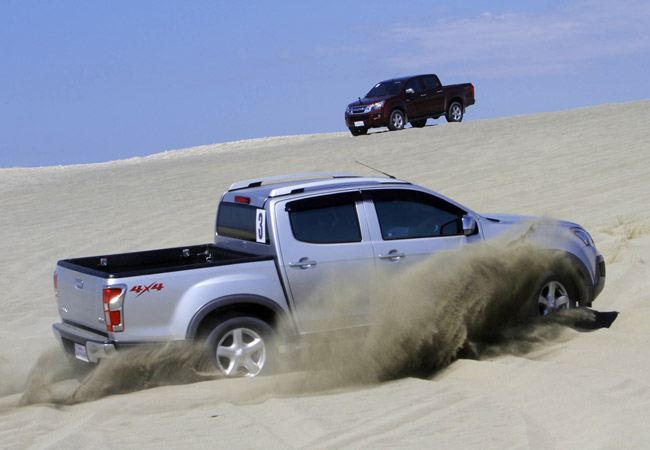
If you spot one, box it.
[2,0,650,168]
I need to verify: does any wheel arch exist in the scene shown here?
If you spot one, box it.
[447,96,465,110]
[390,105,407,119]
[186,294,295,340]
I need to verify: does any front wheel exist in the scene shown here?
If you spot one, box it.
[204,316,276,377]
[387,110,406,130]
[535,273,577,316]
[445,102,464,122]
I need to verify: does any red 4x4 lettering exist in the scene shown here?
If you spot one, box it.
[130,282,164,297]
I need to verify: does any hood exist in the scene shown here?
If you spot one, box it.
[347,95,392,108]
[481,213,578,228]
[478,213,580,244]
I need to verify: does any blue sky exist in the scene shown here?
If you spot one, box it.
[2,0,650,167]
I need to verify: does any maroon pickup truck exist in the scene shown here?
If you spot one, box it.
[345,74,475,136]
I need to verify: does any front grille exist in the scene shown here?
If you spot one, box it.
[349,106,368,114]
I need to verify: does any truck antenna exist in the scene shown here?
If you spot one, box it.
[355,161,396,179]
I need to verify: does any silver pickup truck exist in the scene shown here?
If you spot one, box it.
[53,173,606,377]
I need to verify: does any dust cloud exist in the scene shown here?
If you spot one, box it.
[19,343,208,406]
[20,240,600,406]
[287,240,595,385]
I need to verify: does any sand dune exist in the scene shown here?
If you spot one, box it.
[1,100,649,448]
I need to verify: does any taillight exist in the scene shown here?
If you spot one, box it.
[234,196,251,204]
[53,271,58,298]
[103,287,125,332]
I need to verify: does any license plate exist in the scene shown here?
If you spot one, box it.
[74,342,89,362]
[354,121,364,127]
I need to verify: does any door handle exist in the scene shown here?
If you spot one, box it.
[289,257,318,269]
[378,250,406,261]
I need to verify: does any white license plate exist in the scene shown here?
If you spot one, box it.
[74,342,89,362]
[354,121,364,127]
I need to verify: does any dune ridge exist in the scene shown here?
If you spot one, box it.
[1,100,650,448]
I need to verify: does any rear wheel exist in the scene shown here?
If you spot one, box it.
[410,119,427,128]
[204,316,276,377]
[387,110,406,130]
[445,102,464,122]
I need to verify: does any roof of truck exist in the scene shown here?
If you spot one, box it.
[223,172,411,206]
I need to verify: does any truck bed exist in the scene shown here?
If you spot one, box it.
[57,243,271,279]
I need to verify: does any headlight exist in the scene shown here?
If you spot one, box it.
[369,101,385,111]
[571,227,594,247]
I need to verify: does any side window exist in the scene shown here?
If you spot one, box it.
[287,193,362,244]
[404,78,424,94]
[371,190,465,240]
[421,76,440,90]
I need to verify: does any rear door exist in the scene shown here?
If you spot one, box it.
[275,192,375,333]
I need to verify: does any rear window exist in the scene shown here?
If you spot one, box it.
[216,202,258,242]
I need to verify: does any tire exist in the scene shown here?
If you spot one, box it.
[204,316,276,377]
[445,102,464,122]
[349,127,368,136]
[534,272,577,316]
[387,110,406,130]
[410,119,427,128]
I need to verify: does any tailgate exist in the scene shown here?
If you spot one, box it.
[56,264,107,332]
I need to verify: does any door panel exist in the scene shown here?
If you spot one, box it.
[403,77,427,119]
[362,189,478,316]
[420,75,445,116]
[275,193,375,332]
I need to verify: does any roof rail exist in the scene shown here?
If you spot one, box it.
[267,177,409,198]
[228,172,360,191]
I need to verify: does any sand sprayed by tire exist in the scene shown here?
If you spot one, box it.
[19,240,598,406]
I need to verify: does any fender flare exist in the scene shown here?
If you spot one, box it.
[185,294,294,340]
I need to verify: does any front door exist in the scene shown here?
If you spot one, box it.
[403,77,427,119]
[362,188,481,317]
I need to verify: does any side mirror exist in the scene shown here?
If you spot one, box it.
[405,88,415,95]
[462,215,477,236]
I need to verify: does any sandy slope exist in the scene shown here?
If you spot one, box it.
[1,100,649,448]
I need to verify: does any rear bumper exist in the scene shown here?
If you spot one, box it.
[53,322,116,363]
[52,322,190,363]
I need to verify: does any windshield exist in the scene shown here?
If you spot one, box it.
[365,80,404,98]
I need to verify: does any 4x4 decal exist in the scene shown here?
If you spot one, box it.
[130,282,164,297]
